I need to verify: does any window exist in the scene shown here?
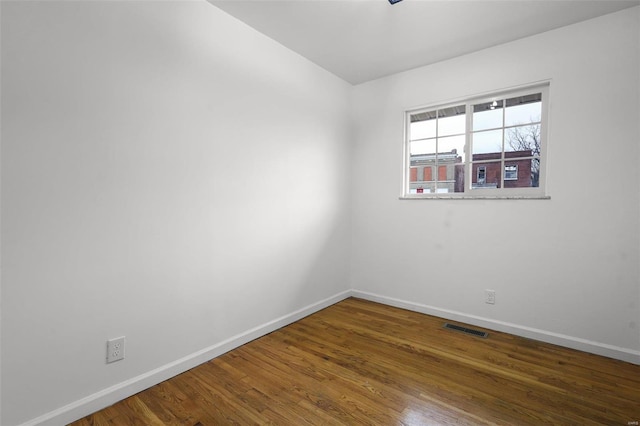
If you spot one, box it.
[504,164,518,180]
[477,166,486,185]
[404,84,548,198]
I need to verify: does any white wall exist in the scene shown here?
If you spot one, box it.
[2,3,639,425]
[350,7,640,362]
[0,2,352,424]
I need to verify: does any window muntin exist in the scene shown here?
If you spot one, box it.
[408,104,466,194]
[404,85,547,198]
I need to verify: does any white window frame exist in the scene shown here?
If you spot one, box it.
[402,82,550,199]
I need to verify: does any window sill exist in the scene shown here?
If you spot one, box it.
[399,195,551,200]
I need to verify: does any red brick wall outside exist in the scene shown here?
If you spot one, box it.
[471,151,533,188]
[504,158,533,188]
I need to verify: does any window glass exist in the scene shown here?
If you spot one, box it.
[438,135,466,162]
[435,184,450,193]
[410,116,436,140]
[405,85,547,197]
[410,167,418,182]
[504,164,518,180]
[505,94,542,127]
[477,166,486,184]
[472,161,501,188]
[438,106,466,136]
[530,158,541,188]
[505,124,540,154]
[473,100,503,131]
[472,130,502,154]
[423,166,433,181]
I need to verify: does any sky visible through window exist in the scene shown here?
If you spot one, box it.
[409,96,542,159]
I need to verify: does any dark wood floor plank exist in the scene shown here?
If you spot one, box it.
[69,298,640,425]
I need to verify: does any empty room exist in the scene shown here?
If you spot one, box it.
[1,0,639,425]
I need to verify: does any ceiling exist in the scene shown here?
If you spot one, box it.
[209,0,639,85]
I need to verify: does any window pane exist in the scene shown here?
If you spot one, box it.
[454,164,465,193]
[435,151,462,180]
[433,156,465,193]
[410,138,436,155]
[437,134,465,162]
[477,166,486,184]
[438,165,447,181]
[504,124,540,154]
[405,85,545,197]
[504,164,518,180]
[531,157,540,188]
[423,166,433,181]
[503,159,539,188]
[438,105,466,136]
[409,167,418,182]
[472,161,501,189]
[435,182,452,193]
[436,179,466,193]
[505,93,542,127]
[410,117,436,141]
[473,100,503,131]
[408,187,423,194]
[472,129,502,155]
[500,157,541,188]
[408,182,434,194]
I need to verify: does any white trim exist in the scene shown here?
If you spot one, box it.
[20,290,352,426]
[20,287,640,425]
[351,290,640,366]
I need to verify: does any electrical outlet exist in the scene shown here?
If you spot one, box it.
[485,289,496,305]
[107,336,125,363]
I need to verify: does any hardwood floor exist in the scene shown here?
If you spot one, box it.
[71,298,640,425]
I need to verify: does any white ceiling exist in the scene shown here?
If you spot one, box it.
[209,0,639,85]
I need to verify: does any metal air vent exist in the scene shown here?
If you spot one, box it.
[443,323,489,338]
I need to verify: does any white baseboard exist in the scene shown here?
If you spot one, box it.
[352,290,640,365]
[22,290,352,426]
[21,288,640,425]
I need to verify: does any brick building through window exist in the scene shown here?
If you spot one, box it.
[409,149,535,193]
[471,150,534,189]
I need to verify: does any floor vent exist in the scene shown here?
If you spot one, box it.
[443,323,489,338]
